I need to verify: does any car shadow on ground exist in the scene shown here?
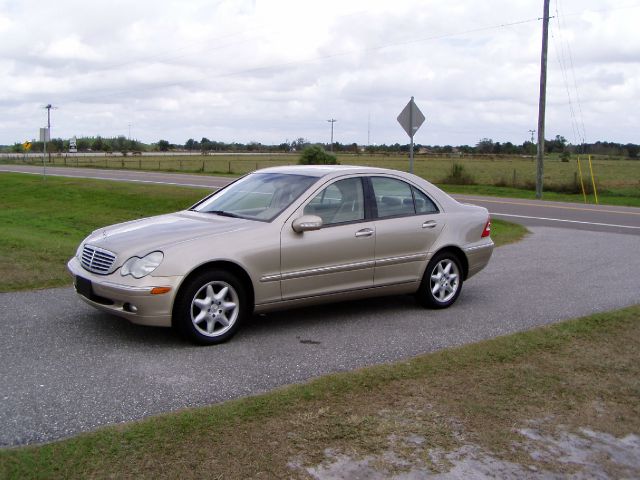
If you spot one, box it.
[82,293,426,347]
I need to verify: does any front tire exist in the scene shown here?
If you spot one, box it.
[417,252,463,309]
[174,269,248,345]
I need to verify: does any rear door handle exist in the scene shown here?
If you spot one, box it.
[422,220,437,229]
[355,228,374,238]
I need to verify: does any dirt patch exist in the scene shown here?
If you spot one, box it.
[300,425,640,479]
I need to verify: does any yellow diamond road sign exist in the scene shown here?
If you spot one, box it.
[23,141,32,151]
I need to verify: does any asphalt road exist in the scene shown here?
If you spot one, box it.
[1,226,639,446]
[2,164,639,235]
[1,165,639,446]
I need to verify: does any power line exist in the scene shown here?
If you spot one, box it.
[67,15,549,105]
[553,0,587,147]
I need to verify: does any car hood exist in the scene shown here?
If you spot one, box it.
[83,211,256,261]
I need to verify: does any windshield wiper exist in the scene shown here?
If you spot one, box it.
[205,210,242,218]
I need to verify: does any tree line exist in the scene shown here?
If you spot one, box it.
[2,135,638,159]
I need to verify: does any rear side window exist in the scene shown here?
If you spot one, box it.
[371,177,439,217]
[371,177,415,218]
[412,187,439,213]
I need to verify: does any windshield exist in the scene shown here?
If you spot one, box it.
[193,173,318,221]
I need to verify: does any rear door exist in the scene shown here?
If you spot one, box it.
[370,176,445,286]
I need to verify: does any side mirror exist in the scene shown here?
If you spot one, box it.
[292,215,323,233]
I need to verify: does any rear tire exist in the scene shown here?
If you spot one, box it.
[174,269,248,345]
[417,252,463,309]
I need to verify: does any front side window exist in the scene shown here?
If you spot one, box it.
[194,173,317,221]
[304,177,365,225]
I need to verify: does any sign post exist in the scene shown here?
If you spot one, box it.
[397,96,425,173]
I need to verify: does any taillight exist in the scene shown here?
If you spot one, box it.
[481,217,491,238]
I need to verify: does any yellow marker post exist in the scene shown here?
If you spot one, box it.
[576,157,587,204]
[588,155,599,205]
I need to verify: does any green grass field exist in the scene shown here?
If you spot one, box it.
[11,152,639,206]
[0,174,205,291]
[2,305,638,479]
[0,173,525,292]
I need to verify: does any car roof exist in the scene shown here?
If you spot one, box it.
[256,164,401,178]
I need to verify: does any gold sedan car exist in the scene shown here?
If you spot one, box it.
[68,165,493,344]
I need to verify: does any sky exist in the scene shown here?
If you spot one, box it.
[1,0,639,147]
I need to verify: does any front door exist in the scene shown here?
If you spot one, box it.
[280,177,375,300]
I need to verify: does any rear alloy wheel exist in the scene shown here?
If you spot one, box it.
[175,270,247,344]
[418,252,463,309]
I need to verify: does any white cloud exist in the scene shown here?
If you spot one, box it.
[0,0,639,146]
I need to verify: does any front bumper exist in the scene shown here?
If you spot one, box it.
[67,257,183,327]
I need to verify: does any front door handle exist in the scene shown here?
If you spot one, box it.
[422,220,437,229]
[355,228,374,238]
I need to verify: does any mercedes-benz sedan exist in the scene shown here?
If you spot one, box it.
[68,165,493,344]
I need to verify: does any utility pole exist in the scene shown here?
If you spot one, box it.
[45,104,52,163]
[536,0,550,199]
[528,129,536,155]
[327,118,336,152]
[41,104,55,178]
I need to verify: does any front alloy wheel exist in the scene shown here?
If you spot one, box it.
[191,281,239,338]
[175,270,247,344]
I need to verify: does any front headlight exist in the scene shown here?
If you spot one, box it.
[120,251,164,279]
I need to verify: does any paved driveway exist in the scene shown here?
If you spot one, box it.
[1,226,639,446]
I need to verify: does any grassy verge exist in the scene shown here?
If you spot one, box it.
[2,305,638,478]
[0,173,527,292]
[0,173,205,291]
[443,183,640,208]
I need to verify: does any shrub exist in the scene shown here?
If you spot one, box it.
[440,162,476,185]
[298,146,338,165]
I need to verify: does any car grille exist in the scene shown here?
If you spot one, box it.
[81,245,117,275]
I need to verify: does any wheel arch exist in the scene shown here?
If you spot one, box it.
[171,260,255,327]
[431,246,469,280]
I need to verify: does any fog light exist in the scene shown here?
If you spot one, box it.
[123,303,138,313]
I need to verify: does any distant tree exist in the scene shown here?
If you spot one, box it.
[185,138,198,151]
[626,143,639,159]
[92,137,104,151]
[200,137,213,152]
[157,140,170,152]
[77,138,91,151]
[546,135,567,154]
[298,145,338,165]
[290,137,309,151]
[522,141,535,155]
[476,138,495,154]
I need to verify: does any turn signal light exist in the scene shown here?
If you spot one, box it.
[150,286,172,295]
[481,218,491,238]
